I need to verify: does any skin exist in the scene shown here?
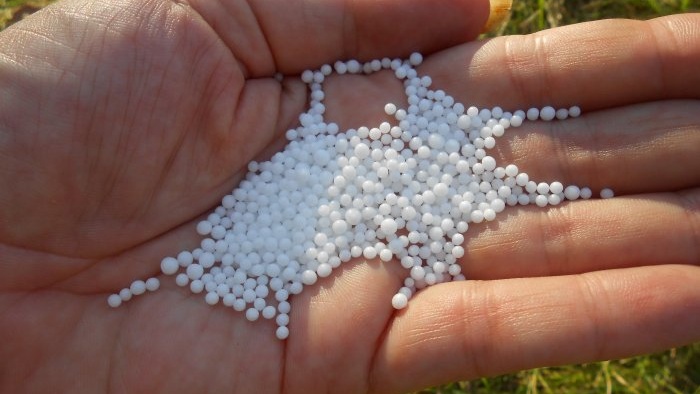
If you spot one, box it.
[0,0,698,392]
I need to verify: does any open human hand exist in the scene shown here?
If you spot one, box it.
[0,0,698,392]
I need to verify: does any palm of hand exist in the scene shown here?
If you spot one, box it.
[2,1,700,393]
[0,1,484,392]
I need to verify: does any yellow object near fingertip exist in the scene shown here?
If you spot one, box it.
[483,0,513,33]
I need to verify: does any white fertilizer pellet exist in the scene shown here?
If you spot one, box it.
[600,187,615,199]
[108,53,613,340]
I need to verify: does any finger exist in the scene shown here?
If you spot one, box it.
[321,84,699,196]
[483,100,700,195]
[184,0,491,76]
[424,14,700,110]
[459,188,700,279]
[284,257,404,393]
[369,264,700,394]
[313,30,700,195]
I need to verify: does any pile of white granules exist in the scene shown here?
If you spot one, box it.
[108,53,613,340]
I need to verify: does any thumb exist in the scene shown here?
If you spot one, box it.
[185,0,494,75]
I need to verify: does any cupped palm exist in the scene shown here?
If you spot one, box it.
[1,1,699,393]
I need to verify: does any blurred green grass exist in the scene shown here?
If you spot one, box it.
[422,344,700,394]
[1,0,698,393]
[489,0,698,36]
[0,0,52,29]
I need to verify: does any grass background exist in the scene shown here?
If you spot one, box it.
[1,0,698,393]
[489,0,697,36]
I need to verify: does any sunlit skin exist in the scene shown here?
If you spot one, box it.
[0,1,698,393]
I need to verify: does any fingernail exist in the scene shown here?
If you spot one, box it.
[482,0,513,33]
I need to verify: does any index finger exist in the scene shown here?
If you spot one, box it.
[369,265,700,394]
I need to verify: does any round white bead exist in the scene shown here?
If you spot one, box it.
[316,263,332,278]
[107,294,122,308]
[515,173,529,186]
[177,251,194,267]
[548,194,561,205]
[276,326,290,340]
[526,108,539,120]
[564,185,581,200]
[278,301,291,314]
[600,188,615,199]
[379,248,393,262]
[505,164,519,177]
[176,273,190,286]
[245,308,260,321]
[510,115,523,127]
[190,280,204,294]
[363,246,377,259]
[549,181,564,195]
[536,182,550,195]
[205,292,219,305]
[580,187,593,199]
[145,277,160,292]
[540,106,556,121]
[196,220,212,235]
[276,313,290,327]
[186,264,204,280]
[262,305,277,319]
[380,218,398,235]
[409,52,423,66]
[233,299,246,311]
[160,257,179,275]
[301,270,317,285]
[129,280,146,296]
[391,293,408,309]
[119,288,132,301]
